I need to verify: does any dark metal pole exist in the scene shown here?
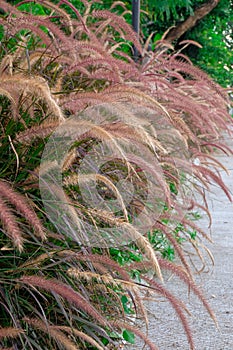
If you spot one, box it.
[132,0,140,60]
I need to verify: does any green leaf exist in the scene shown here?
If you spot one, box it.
[122,329,135,344]
[101,337,109,345]
[121,295,132,314]
[17,3,47,16]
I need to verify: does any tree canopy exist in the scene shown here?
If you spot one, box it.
[140,0,233,87]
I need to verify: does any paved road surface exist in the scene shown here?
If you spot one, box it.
[132,137,233,350]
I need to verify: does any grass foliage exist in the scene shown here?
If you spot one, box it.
[0,0,232,349]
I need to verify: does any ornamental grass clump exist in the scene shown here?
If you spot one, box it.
[0,1,232,349]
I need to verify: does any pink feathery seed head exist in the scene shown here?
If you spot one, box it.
[0,327,24,339]
[19,275,107,326]
[0,180,46,240]
[0,196,24,252]
[92,10,142,54]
